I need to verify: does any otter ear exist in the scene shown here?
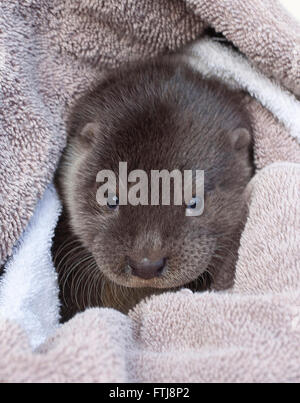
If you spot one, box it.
[230,128,251,150]
[79,122,98,146]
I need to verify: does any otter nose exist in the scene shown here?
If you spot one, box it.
[128,257,166,280]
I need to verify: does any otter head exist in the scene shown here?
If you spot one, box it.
[60,61,253,292]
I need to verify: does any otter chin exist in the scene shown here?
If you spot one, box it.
[91,233,217,290]
[52,56,254,322]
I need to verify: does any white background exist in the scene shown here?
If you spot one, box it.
[279,0,300,22]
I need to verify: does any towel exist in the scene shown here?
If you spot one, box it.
[0,185,61,350]
[0,0,299,383]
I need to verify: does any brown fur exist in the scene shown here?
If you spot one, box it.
[52,58,254,322]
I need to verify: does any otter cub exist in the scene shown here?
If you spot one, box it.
[53,57,253,322]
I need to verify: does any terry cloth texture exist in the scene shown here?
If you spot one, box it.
[0,0,299,383]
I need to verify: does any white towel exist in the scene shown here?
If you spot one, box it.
[0,184,61,349]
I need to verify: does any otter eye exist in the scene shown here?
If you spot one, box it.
[107,195,119,210]
[186,197,199,209]
[185,196,204,217]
